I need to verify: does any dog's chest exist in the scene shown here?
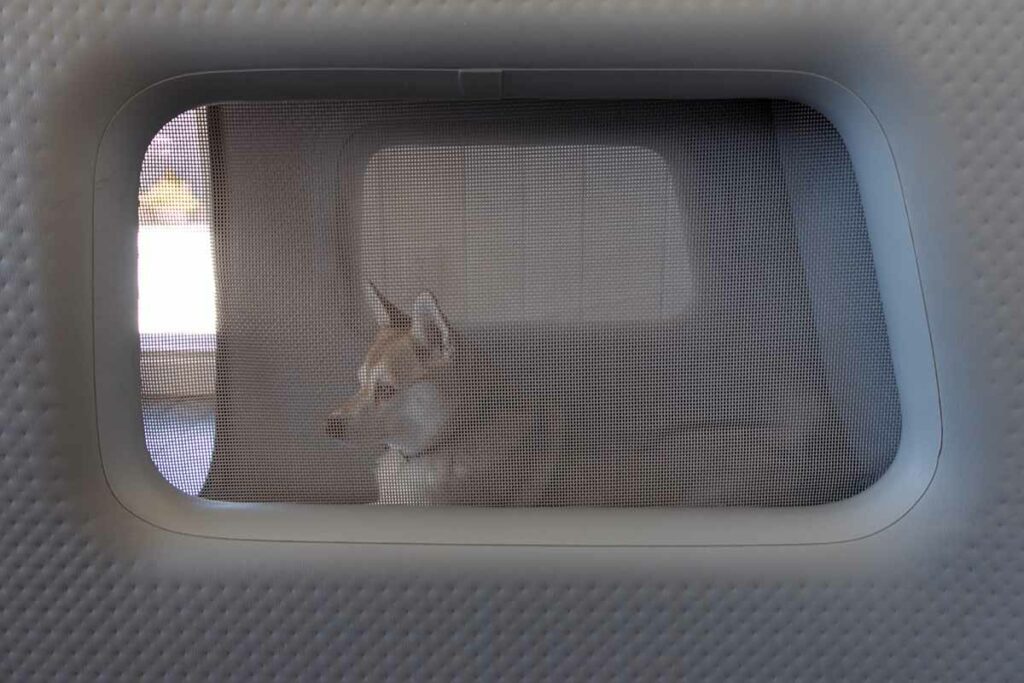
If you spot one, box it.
[375,446,449,505]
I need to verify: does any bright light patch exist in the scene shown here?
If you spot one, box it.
[137,225,216,335]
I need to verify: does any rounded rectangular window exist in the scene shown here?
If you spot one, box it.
[138,99,901,506]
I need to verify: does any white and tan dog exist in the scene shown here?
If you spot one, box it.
[325,282,561,505]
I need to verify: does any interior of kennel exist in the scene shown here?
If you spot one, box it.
[138,98,901,506]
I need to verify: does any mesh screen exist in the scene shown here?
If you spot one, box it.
[137,99,901,506]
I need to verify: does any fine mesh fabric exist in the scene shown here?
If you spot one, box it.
[138,99,901,506]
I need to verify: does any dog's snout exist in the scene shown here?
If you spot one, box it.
[324,416,346,439]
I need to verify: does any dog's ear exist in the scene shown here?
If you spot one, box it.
[365,281,410,328]
[411,291,452,363]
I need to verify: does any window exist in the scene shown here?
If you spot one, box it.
[138,107,215,495]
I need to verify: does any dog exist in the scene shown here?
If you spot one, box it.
[326,282,848,507]
[325,282,562,505]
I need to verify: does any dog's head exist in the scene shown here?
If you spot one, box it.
[325,281,453,453]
